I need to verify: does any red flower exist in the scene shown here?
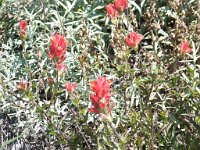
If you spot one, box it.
[17,79,28,91]
[106,4,118,17]
[48,78,54,85]
[89,77,112,114]
[114,0,128,12]
[48,33,68,64]
[125,31,143,48]
[55,63,66,72]
[180,40,192,54]
[19,20,27,39]
[64,82,77,93]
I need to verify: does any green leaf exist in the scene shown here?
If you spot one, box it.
[129,0,142,15]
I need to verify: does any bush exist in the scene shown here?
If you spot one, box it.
[0,0,200,149]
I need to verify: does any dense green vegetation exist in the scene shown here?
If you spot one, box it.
[0,0,200,149]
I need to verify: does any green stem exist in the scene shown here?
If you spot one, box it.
[47,68,59,112]
[54,69,59,110]
[22,40,32,81]
[124,48,130,114]
[108,122,126,149]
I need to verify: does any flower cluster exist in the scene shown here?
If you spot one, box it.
[180,40,192,54]
[106,4,118,17]
[106,0,127,17]
[17,2,193,126]
[114,0,128,12]
[64,82,77,94]
[48,78,54,85]
[48,33,68,71]
[89,77,112,114]
[125,31,143,49]
[19,20,27,40]
[17,79,28,91]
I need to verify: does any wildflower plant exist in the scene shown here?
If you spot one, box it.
[89,77,112,115]
[0,0,200,149]
[19,19,27,40]
[180,40,192,54]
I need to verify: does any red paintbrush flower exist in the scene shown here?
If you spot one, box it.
[125,31,143,49]
[106,4,118,17]
[55,63,66,72]
[17,79,28,91]
[48,33,68,64]
[19,20,27,39]
[114,0,128,12]
[64,82,77,93]
[89,77,112,114]
[48,78,54,85]
[180,40,192,54]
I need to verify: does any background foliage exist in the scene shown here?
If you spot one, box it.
[0,0,200,149]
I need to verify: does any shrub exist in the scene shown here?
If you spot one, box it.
[0,0,200,149]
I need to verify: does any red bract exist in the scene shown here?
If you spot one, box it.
[17,79,28,91]
[106,4,118,17]
[125,31,143,48]
[55,63,66,72]
[180,40,192,54]
[48,78,54,85]
[48,33,68,64]
[114,0,128,12]
[64,82,77,93]
[19,20,27,39]
[89,77,112,114]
